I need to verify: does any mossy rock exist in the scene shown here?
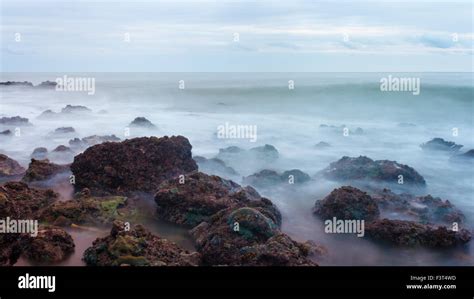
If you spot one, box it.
[114,255,150,266]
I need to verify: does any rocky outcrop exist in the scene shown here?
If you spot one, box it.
[71,136,198,194]
[21,226,74,263]
[314,141,331,149]
[61,105,92,114]
[321,156,426,188]
[0,116,31,126]
[0,154,25,178]
[38,105,92,119]
[216,144,279,163]
[0,182,57,219]
[371,188,465,226]
[243,169,310,188]
[53,127,75,134]
[129,117,157,129]
[68,135,121,149]
[0,234,23,266]
[191,207,318,266]
[450,149,474,163]
[0,130,12,136]
[313,186,380,221]
[420,138,463,152]
[155,171,281,228]
[83,220,201,266]
[365,219,471,248]
[194,156,238,178]
[21,159,69,183]
[0,81,34,87]
[31,147,48,160]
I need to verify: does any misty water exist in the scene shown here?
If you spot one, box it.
[1,72,473,266]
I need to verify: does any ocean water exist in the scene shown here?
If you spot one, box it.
[1,72,473,266]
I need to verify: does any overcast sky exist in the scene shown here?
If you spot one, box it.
[1,0,472,72]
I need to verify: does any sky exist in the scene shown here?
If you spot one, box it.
[0,0,473,72]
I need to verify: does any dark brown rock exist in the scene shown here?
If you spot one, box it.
[71,136,198,195]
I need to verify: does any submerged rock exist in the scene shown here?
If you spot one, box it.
[0,81,34,87]
[36,81,57,89]
[0,181,57,219]
[22,226,74,263]
[194,156,238,178]
[190,207,317,266]
[216,144,279,163]
[313,186,380,222]
[365,219,471,248]
[243,169,311,188]
[31,147,48,160]
[321,156,426,188]
[155,171,281,228]
[420,138,463,152]
[450,149,474,163]
[71,136,198,195]
[68,135,121,149]
[53,127,75,134]
[314,141,331,149]
[40,194,133,227]
[0,116,31,126]
[129,117,157,129]
[0,130,12,136]
[0,154,25,178]
[83,220,201,266]
[61,105,92,114]
[52,145,72,153]
[22,159,69,183]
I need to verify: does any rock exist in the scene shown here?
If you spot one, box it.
[420,138,463,152]
[53,145,72,153]
[22,226,74,263]
[365,219,471,248]
[22,159,69,183]
[61,105,92,114]
[68,135,121,148]
[0,233,23,266]
[190,207,316,266]
[83,220,201,266]
[314,141,331,149]
[40,195,133,226]
[321,156,426,188]
[194,156,238,178]
[36,81,57,89]
[53,127,75,134]
[71,136,198,195]
[248,144,279,161]
[155,171,281,228]
[354,127,364,135]
[0,154,25,178]
[0,130,12,136]
[129,117,157,129]
[313,186,380,222]
[0,116,31,126]
[0,81,34,87]
[371,188,465,226]
[243,169,310,188]
[450,149,474,163]
[0,181,57,219]
[31,147,48,160]
[37,110,58,119]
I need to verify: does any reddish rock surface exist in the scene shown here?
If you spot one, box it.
[22,226,75,263]
[71,136,198,195]
[365,219,471,248]
[155,171,281,228]
[0,154,25,178]
[0,181,57,219]
[313,186,380,221]
[191,207,318,266]
[22,159,69,182]
[83,220,201,266]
